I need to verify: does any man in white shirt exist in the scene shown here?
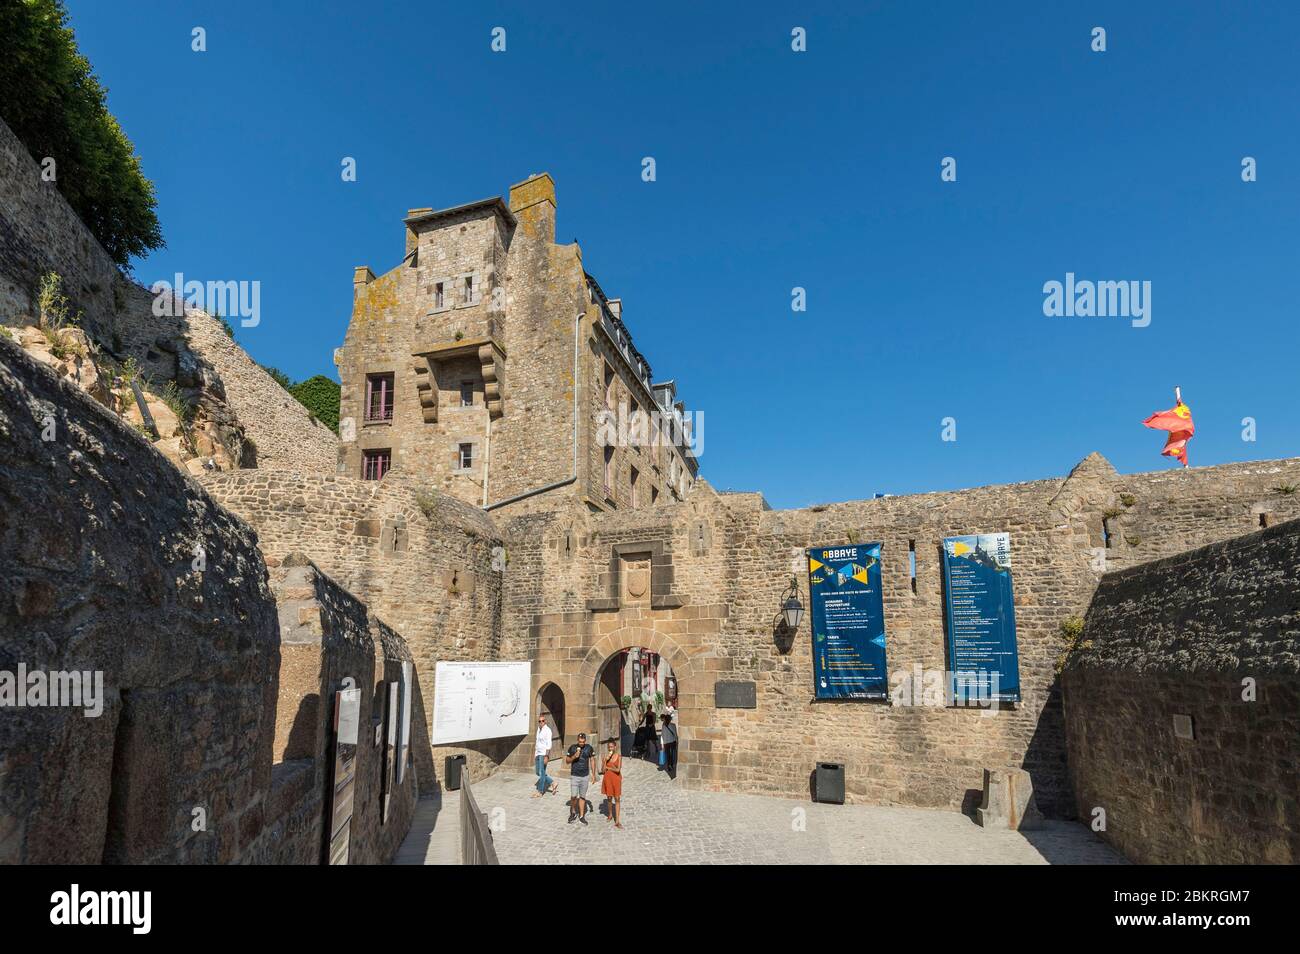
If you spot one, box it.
[534,715,557,796]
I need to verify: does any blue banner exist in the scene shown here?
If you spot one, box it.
[807,543,889,700]
[941,533,1021,703]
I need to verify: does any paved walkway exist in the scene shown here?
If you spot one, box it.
[394,789,461,864]
[464,759,1125,865]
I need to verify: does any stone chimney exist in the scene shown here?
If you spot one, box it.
[405,208,432,255]
[508,173,556,243]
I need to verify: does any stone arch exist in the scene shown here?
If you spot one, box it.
[576,625,702,770]
[536,681,565,751]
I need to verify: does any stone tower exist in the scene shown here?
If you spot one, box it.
[335,174,699,513]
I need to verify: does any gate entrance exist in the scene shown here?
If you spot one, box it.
[594,648,678,764]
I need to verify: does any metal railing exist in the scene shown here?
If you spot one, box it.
[459,771,499,865]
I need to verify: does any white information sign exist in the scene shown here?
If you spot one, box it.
[432,661,531,744]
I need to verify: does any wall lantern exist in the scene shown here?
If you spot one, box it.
[780,576,805,631]
[772,576,805,655]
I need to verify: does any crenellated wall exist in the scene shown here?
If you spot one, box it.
[497,452,1300,816]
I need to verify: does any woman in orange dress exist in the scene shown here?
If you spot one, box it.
[601,740,623,829]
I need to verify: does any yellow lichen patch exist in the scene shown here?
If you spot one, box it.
[353,271,400,324]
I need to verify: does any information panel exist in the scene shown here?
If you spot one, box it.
[432,661,531,744]
[326,688,361,865]
[941,533,1021,703]
[807,543,889,700]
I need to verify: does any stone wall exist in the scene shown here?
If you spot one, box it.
[179,307,337,471]
[259,554,418,865]
[1,339,416,863]
[201,469,511,787]
[499,451,1300,816]
[0,115,335,476]
[0,116,127,345]
[0,337,279,863]
[1062,519,1300,864]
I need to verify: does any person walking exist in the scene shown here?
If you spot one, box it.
[533,714,558,797]
[642,709,659,763]
[661,713,679,775]
[601,739,623,829]
[565,732,596,825]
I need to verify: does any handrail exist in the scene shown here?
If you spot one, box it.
[458,771,500,865]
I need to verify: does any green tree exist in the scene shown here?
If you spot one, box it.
[0,0,163,268]
[290,375,341,434]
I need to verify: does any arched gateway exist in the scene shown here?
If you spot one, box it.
[521,614,717,778]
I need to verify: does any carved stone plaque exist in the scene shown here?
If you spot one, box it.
[715,680,757,709]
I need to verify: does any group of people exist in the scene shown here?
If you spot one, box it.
[532,707,679,831]
[632,707,679,773]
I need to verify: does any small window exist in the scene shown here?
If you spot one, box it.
[365,373,394,422]
[434,282,445,309]
[603,363,615,410]
[908,539,917,595]
[362,449,391,481]
[603,446,615,499]
[630,467,639,509]
[460,381,474,407]
[463,276,474,304]
[458,443,474,470]
[651,486,659,506]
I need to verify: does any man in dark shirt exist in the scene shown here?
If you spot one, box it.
[565,732,597,825]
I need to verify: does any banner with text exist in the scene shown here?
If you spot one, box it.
[807,543,889,700]
[941,533,1021,703]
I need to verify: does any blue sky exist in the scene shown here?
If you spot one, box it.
[65,0,1299,507]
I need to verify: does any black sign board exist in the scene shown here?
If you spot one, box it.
[714,680,757,709]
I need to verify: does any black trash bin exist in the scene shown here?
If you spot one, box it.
[814,761,845,804]
[445,754,466,791]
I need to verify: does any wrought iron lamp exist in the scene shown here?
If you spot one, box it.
[773,576,804,654]
[780,576,805,630]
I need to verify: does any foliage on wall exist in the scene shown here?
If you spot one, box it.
[290,375,341,435]
[0,0,163,268]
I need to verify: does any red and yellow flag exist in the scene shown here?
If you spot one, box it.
[1143,401,1194,467]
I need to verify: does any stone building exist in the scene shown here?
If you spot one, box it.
[3,107,1297,865]
[335,174,699,513]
